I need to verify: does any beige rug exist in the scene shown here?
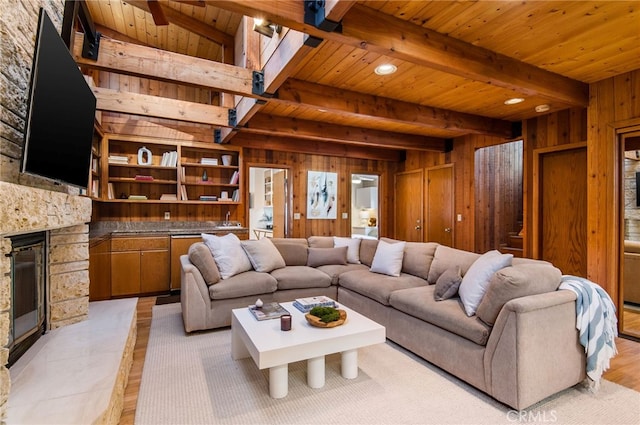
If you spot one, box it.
[136,303,640,425]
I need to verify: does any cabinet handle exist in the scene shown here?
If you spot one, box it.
[444,227,452,233]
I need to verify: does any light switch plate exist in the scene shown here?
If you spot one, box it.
[294,213,301,220]
[164,212,170,220]
[342,212,348,219]
[457,214,462,222]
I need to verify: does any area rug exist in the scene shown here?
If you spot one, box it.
[136,304,640,425]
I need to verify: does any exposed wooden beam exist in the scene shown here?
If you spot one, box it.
[231,133,404,162]
[207,1,588,107]
[147,0,170,26]
[275,79,513,138]
[101,115,214,142]
[93,87,232,126]
[127,0,234,47]
[242,114,447,152]
[73,35,254,96]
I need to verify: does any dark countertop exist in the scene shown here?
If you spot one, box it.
[90,221,248,239]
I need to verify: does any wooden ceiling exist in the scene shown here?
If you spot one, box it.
[80,0,640,155]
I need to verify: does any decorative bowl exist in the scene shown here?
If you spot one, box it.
[305,309,347,328]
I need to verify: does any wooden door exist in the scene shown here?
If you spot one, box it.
[426,165,454,246]
[395,169,424,242]
[272,170,286,238]
[111,251,140,296]
[534,144,587,276]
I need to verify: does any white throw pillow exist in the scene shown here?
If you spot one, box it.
[240,237,286,273]
[458,250,513,316]
[334,236,361,264]
[370,239,405,277]
[201,233,252,279]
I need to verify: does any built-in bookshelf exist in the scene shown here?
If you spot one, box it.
[96,135,242,205]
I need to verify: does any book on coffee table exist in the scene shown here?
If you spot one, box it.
[249,302,290,321]
[293,296,336,313]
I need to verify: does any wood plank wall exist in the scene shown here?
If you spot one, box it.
[242,148,398,238]
[588,69,640,302]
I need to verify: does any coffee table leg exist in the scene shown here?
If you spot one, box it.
[341,349,358,379]
[269,364,288,398]
[307,356,325,388]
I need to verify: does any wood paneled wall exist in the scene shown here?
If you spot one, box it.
[474,140,523,252]
[588,69,640,302]
[242,148,398,238]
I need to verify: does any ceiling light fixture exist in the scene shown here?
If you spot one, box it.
[253,18,282,38]
[504,97,525,105]
[374,63,397,75]
[535,104,551,113]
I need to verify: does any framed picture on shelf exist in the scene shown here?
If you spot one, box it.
[307,170,337,219]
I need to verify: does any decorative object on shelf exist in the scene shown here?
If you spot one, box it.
[222,154,232,166]
[305,306,347,328]
[137,146,153,165]
[307,170,337,219]
[202,169,208,181]
[255,298,264,308]
[200,157,218,165]
[220,191,229,199]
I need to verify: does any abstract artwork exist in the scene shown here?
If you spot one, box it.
[307,171,337,219]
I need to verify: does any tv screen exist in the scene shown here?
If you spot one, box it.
[21,8,97,188]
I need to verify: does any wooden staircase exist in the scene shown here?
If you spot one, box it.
[500,232,523,257]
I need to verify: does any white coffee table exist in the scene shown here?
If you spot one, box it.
[231,300,385,398]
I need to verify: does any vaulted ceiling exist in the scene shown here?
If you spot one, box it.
[79,0,640,158]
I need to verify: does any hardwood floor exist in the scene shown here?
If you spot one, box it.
[118,297,640,424]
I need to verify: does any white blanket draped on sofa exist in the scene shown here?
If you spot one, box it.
[559,275,618,389]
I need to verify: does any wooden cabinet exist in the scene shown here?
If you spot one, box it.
[89,237,111,301]
[110,236,170,296]
[170,235,201,290]
[98,135,242,205]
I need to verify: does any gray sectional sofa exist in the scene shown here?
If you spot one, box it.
[180,235,586,410]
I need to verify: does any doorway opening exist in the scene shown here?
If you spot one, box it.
[351,174,379,239]
[249,166,288,239]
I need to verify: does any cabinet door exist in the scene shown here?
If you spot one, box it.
[141,249,170,293]
[111,251,141,296]
[170,236,201,290]
[89,238,111,301]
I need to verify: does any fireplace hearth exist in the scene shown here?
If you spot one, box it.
[7,232,47,367]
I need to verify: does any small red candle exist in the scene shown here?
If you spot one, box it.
[280,314,292,331]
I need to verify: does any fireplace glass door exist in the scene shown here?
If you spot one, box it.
[8,233,46,366]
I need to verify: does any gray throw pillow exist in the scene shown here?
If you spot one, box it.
[188,242,221,285]
[433,266,462,301]
[307,246,348,267]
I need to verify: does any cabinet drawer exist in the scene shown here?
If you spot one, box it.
[111,236,169,251]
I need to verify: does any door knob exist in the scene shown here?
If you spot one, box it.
[415,225,421,230]
[444,227,452,233]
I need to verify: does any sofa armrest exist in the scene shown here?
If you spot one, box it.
[180,254,211,333]
[483,290,586,410]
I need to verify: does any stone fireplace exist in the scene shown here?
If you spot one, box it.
[0,181,92,420]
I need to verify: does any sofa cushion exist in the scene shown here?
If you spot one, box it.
[434,266,462,301]
[381,238,438,280]
[476,263,562,325]
[270,265,332,290]
[202,233,252,279]
[458,250,513,316]
[307,246,348,267]
[359,239,379,267]
[334,236,361,264]
[315,263,369,285]
[270,238,309,266]
[370,240,405,277]
[428,246,481,283]
[208,271,277,300]
[308,236,334,248]
[339,269,427,305]
[389,286,492,346]
[240,237,286,272]
[188,242,221,285]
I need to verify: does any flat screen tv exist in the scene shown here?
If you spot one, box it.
[21,8,97,188]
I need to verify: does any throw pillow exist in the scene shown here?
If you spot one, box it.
[187,242,221,285]
[307,246,348,267]
[433,266,462,301]
[476,263,562,325]
[240,237,286,273]
[428,245,481,284]
[370,239,406,277]
[458,250,513,316]
[334,236,361,264]
[201,233,252,279]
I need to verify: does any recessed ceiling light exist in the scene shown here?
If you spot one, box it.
[504,97,525,105]
[374,63,397,75]
[535,104,551,113]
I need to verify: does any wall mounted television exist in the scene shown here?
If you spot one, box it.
[21,8,97,189]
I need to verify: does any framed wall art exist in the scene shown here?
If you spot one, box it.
[307,171,337,219]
